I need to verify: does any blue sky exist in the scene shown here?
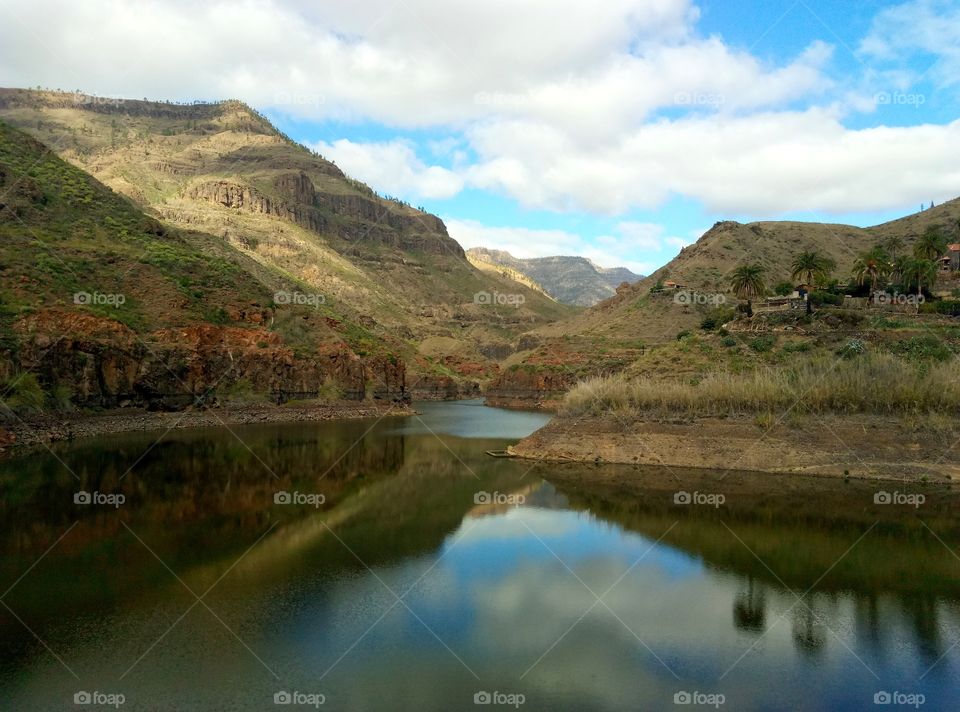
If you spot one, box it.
[2,0,958,274]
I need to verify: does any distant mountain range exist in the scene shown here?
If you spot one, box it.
[466,248,642,306]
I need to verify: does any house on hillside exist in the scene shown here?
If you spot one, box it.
[940,244,960,271]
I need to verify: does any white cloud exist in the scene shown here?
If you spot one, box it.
[859,0,960,89]
[312,138,464,200]
[464,109,960,215]
[0,0,956,222]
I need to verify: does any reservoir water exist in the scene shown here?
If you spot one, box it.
[1,400,957,710]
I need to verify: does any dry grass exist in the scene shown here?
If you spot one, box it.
[562,353,960,417]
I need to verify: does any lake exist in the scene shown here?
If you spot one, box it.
[0,399,958,711]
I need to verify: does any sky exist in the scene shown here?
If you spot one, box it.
[1,0,959,275]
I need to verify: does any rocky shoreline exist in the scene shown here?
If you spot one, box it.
[509,414,960,481]
[0,401,413,456]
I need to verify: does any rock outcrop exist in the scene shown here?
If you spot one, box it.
[6,310,407,410]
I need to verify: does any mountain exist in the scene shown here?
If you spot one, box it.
[538,202,960,344]
[0,119,410,408]
[0,89,574,397]
[466,247,642,306]
[485,201,960,406]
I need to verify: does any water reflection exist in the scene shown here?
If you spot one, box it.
[0,412,958,711]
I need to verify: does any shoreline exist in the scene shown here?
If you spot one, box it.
[0,401,414,456]
[509,414,960,482]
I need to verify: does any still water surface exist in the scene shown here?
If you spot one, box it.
[0,400,958,711]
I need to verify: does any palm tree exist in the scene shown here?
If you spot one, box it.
[890,254,911,286]
[901,257,937,300]
[729,263,766,317]
[852,247,890,293]
[882,236,905,258]
[791,251,836,313]
[914,225,948,261]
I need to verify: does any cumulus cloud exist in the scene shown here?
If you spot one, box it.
[465,109,960,214]
[312,138,464,199]
[0,0,956,220]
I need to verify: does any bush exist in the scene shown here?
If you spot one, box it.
[837,339,866,359]
[781,341,811,353]
[810,291,843,307]
[773,281,794,296]
[749,335,775,353]
[700,306,737,331]
[317,377,343,402]
[0,373,46,415]
[721,336,738,348]
[919,300,960,317]
[676,330,692,341]
[889,335,954,362]
[220,378,268,405]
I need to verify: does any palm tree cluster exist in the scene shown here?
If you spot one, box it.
[852,225,948,298]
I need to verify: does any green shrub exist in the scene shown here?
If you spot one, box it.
[700,306,737,331]
[810,291,843,307]
[889,335,954,362]
[721,336,738,348]
[749,335,775,353]
[1,373,46,414]
[781,341,811,353]
[676,330,692,341]
[318,377,343,402]
[773,281,794,296]
[919,300,960,316]
[837,339,866,359]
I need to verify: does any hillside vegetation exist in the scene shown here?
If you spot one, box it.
[0,89,573,393]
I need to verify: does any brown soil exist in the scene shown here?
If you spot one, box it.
[0,401,412,455]
[510,414,960,481]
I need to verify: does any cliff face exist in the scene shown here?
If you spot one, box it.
[187,173,460,256]
[466,248,640,306]
[7,311,406,409]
